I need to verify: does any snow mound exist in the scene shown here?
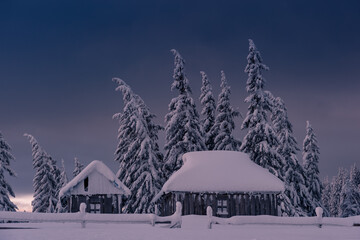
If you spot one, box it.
[59,160,130,197]
[161,151,284,193]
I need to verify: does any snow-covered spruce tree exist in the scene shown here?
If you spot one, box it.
[302,121,322,214]
[321,177,332,216]
[350,163,360,191]
[337,164,360,217]
[329,168,347,216]
[0,132,17,211]
[271,97,312,216]
[271,97,298,180]
[211,71,241,151]
[24,134,58,213]
[338,173,360,217]
[113,78,163,213]
[50,155,60,207]
[56,159,68,213]
[199,71,216,150]
[73,157,84,178]
[163,49,206,178]
[240,39,284,178]
[349,164,360,214]
[277,193,296,217]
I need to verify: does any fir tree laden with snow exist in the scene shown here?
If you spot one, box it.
[0,132,17,211]
[321,177,332,216]
[339,174,360,217]
[350,163,360,191]
[199,71,216,150]
[329,168,347,216]
[73,157,84,178]
[113,78,163,213]
[211,71,241,151]
[349,164,360,214]
[56,159,68,213]
[50,155,61,209]
[302,121,322,214]
[24,134,58,213]
[240,39,283,178]
[338,164,360,217]
[163,49,205,178]
[271,97,312,216]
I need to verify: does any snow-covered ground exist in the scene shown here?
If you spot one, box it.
[1,215,359,240]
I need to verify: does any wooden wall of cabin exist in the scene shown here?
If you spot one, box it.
[159,192,279,217]
[69,194,120,214]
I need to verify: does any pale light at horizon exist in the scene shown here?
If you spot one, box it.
[10,194,33,212]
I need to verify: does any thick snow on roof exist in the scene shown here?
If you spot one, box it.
[161,151,284,193]
[59,160,131,197]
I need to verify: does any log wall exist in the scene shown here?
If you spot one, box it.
[69,194,121,214]
[160,192,280,217]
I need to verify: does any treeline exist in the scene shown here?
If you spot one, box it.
[0,132,87,213]
[1,40,358,217]
[112,41,323,216]
[322,164,360,217]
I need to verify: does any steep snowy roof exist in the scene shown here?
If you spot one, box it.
[161,151,284,193]
[59,160,131,197]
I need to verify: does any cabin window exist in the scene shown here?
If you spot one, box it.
[89,203,101,214]
[84,177,89,192]
[217,199,228,216]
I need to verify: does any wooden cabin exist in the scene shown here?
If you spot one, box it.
[155,151,284,217]
[59,160,130,214]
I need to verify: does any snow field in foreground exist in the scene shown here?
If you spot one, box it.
[0,215,359,240]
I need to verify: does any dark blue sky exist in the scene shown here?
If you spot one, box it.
[1,0,360,196]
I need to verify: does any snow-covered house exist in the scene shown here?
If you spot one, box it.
[155,151,284,217]
[59,160,130,214]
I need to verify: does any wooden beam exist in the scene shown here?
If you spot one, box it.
[194,193,198,215]
[260,195,265,215]
[173,193,176,214]
[212,194,217,217]
[255,195,260,216]
[265,194,271,215]
[231,194,234,217]
[250,195,256,215]
[244,194,249,215]
[118,195,122,214]
[206,194,211,214]
[235,195,240,215]
[240,194,245,215]
[275,194,279,216]
[69,196,73,213]
[189,193,194,215]
[271,194,276,216]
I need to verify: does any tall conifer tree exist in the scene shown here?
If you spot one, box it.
[56,159,68,213]
[303,121,322,213]
[73,157,84,178]
[337,164,360,217]
[329,168,347,216]
[339,174,360,217]
[271,97,312,216]
[240,39,283,178]
[199,71,216,150]
[211,71,241,151]
[163,49,205,178]
[321,177,331,216]
[0,132,17,211]
[24,134,58,213]
[350,164,360,190]
[113,78,163,213]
